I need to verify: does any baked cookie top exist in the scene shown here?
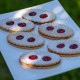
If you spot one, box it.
[0,18,35,32]
[19,51,61,65]
[7,32,44,47]
[48,40,80,54]
[39,23,74,38]
[23,9,56,23]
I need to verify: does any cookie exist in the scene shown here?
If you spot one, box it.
[7,32,44,49]
[0,18,35,32]
[22,9,56,24]
[19,51,61,69]
[38,23,74,40]
[48,40,80,57]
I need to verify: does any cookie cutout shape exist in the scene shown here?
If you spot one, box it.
[22,9,56,24]
[7,32,44,49]
[48,40,80,57]
[19,51,61,69]
[39,23,74,40]
[0,18,35,32]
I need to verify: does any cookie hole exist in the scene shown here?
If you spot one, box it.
[46,26,54,31]
[6,21,14,26]
[69,44,78,49]
[40,14,48,19]
[42,56,51,61]
[18,23,26,27]
[27,37,35,42]
[57,29,65,33]
[29,55,38,60]
[29,12,36,16]
[16,35,24,40]
[57,43,65,48]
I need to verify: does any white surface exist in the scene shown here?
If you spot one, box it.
[0,0,80,80]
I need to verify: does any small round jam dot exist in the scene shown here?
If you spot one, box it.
[42,56,51,61]
[27,37,35,42]
[18,23,26,27]
[40,14,48,19]
[16,35,24,40]
[29,55,38,60]
[57,29,65,33]
[6,21,14,26]
[46,26,54,31]
[69,44,78,49]
[29,12,36,16]
[57,43,65,48]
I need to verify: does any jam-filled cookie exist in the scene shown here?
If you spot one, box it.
[7,32,44,49]
[22,9,56,24]
[0,18,35,32]
[38,23,74,40]
[48,40,80,57]
[19,51,61,69]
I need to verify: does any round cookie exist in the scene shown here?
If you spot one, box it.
[7,32,44,49]
[0,18,35,32]
[38,23,74,40]
[22,9,56,24]
[19,51,61,69]
[48,40,80,57]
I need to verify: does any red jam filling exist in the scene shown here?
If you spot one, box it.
[69,44,78,49]
[42,56,51,61]
[57,43,65,48]
[40,14,48,19]
[16,35,24,40]
[29,55,38,60]
[27,37,35,42]
[29,12,36,16]
[6,21,14,26]
[57,29,65,33]
[18,23,26,27]
[46,26,54,31]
